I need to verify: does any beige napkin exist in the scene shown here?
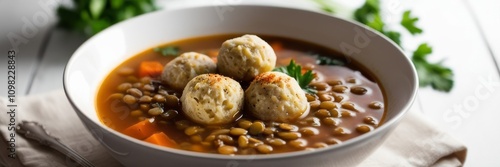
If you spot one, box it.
[0,90,467,167]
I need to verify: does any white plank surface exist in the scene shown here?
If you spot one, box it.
[0,0,58,96]
[27,29,86,94]
[466,0,500,65]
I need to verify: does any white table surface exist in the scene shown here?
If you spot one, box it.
[1,0,499,166]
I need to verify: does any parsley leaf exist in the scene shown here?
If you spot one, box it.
[401,10,423,35]
[412,43,433,59]
[365,14,384,32]
[274,60,317,94]
[353,0,380,24]
[153,46,180,57]
[412,43,453,92]
[382,31,402,46]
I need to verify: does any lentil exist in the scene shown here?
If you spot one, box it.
[148,107,163,116]
[256,144,273,153]
[122,95,137,105]
[356,124,373,133]
[238,136,249,148]
[299,127,319,136]
[368,101,384,109]
[267,138,286,146]
[127,88,143,97]
[289,139,307,149]
[277,132,301,140]
[238,120,253,129]
[218,146,237,155]
[249,121,265,135]
[315,109,331,118]
[332,85,349,93]
[363,116,379,125]
[319,101,337,110]
[230,128,248,136]
[333,127,351,135]
[351,86,368,95]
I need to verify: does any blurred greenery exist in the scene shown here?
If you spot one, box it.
[57,0,157,36]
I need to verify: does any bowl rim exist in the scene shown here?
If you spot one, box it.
[63,4,418,160]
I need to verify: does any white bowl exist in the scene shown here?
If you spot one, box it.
[64,5,418,167]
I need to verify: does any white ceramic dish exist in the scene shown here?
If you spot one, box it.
[64,4,418,167]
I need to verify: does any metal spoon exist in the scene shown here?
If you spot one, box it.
[16,121,95,167]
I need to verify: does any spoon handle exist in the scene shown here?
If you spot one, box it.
[17,121,95,167]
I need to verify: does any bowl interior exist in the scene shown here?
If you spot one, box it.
[64,4,417,159]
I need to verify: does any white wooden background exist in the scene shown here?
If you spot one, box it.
[1,0,499,166]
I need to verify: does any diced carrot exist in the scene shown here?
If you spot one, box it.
[144,132,177,148]
[138,61,163,78]
[123,120,159,140]
[271,42,283,52]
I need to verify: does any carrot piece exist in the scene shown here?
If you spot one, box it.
[138,61,163,78]
[271,42,283,52]
[123,120,159,140]
[144,132,177,148]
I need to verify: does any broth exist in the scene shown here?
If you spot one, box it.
[96,34,385,155]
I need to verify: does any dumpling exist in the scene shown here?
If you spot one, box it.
[245,72,308,122]
[217,35,276,81]
[161,52,216,90]
[181,74,244,125]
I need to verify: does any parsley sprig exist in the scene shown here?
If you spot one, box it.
[314,0,454,92]
[401,10,423,35]
[154,46,180,57]
[314,54,346,66]
[274,60,317,94]
[412,44,453,91]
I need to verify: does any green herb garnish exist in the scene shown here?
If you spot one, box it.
[353,0,380,25]
[354,0,403,45]
[57,0,157,36]
[401,10,423,35]
[154,46,180,57]
[313,0,454,92]
[412,43,453,92]
[274,60,317,94]
[314,55,346,66]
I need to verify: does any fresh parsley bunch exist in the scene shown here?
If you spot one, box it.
[316,0,454,92]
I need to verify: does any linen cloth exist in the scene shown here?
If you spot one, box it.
[0,90,467,167]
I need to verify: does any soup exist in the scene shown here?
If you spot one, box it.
[96,34,385,155]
